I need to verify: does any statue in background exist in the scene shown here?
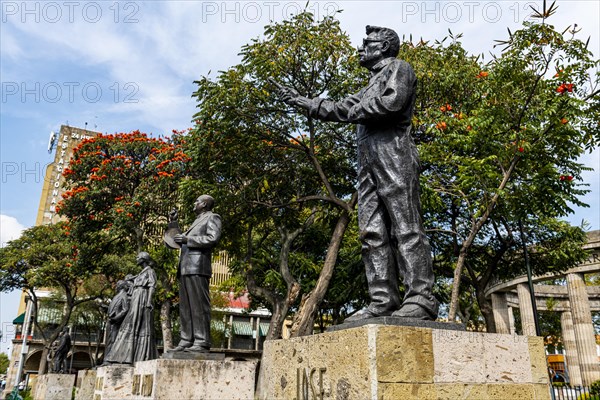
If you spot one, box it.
[105,252,157,363]
[164,195,222,353]
[52,327,71,373]
[272,25,438,321]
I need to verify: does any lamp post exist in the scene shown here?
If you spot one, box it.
[14,296,32,391]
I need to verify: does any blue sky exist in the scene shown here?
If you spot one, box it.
[1,1,599,350]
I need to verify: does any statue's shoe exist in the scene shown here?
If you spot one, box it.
[168,345,191,352]
[391,304,436,320]
[344,308,384,323]
[184,345,210,353]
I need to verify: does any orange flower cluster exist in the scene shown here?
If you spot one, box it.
[62,186,89,199]
[476,71,489,79]
[156,160,171,169]
[440,104,452,112]
[90,174,107,181]
[151,147,169,155]
[559,175,573,181]
[157,171,174,178]
[556,83,574,94]
[435,121,448,130]
[510,140,526,153]
[173,151,191,162]
[560,118,569,124]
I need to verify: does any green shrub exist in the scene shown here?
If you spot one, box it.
[591,380,600,395]
[576,394,600,400]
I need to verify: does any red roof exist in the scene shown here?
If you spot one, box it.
[225,291,250,309]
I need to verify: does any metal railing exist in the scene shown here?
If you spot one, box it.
[551,385,593,400]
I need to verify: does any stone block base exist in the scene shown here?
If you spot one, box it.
[129,358,258,400]
[93,358,258,399]
[95,364,134,399]
[33,374,76,400]
[74,369,97,400]
[256,324,550,400]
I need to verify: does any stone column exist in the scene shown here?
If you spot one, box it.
[517,283,537,336]
[566,273,600,386]
[561,311,583,386]
[508,307,516,334]
[491,293,511,334]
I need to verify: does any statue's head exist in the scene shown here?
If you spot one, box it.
[358,25,400,68]
[136,251,151,265]
[194,194,215,214]
[116,279,129,292]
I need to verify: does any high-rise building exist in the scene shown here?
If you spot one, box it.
[36,125,99,225]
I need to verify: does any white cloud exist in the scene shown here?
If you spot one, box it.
[0,215,26,247]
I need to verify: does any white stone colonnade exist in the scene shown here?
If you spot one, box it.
[486,231,600,387]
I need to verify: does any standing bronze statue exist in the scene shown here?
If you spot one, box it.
[52,327,71,373]
[164,195,222,352]
[272,25,438,321]
[103,278,132,364]
[105,252,157,363]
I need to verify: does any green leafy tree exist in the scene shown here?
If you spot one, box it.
[58,130,190,349]
[187,11,367,338]
[396,2,598,325]
[0,353,9,374]
[0,223,115,373]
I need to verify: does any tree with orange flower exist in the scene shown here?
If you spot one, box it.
[400,2,598,328]
[58,130,191,349]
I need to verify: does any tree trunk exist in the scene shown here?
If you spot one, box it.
[38,347,49,375]
[290,211,350,337]
[160,300,173,350]
[448,157,520,321]
[476,285,496,333]
[265,300,287,341]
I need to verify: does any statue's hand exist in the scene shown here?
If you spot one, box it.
[174,234,188,244]
[278,86,301,105]
[269,77,308,108]
[168,208,178,222]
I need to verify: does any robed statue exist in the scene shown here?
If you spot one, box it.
[104,252,157,363]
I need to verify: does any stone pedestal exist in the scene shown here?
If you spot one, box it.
[33,374,76,400]
[74,369,97,400]
[95,364,134,399]
[256,325,550,400]
[129,358,258,399]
